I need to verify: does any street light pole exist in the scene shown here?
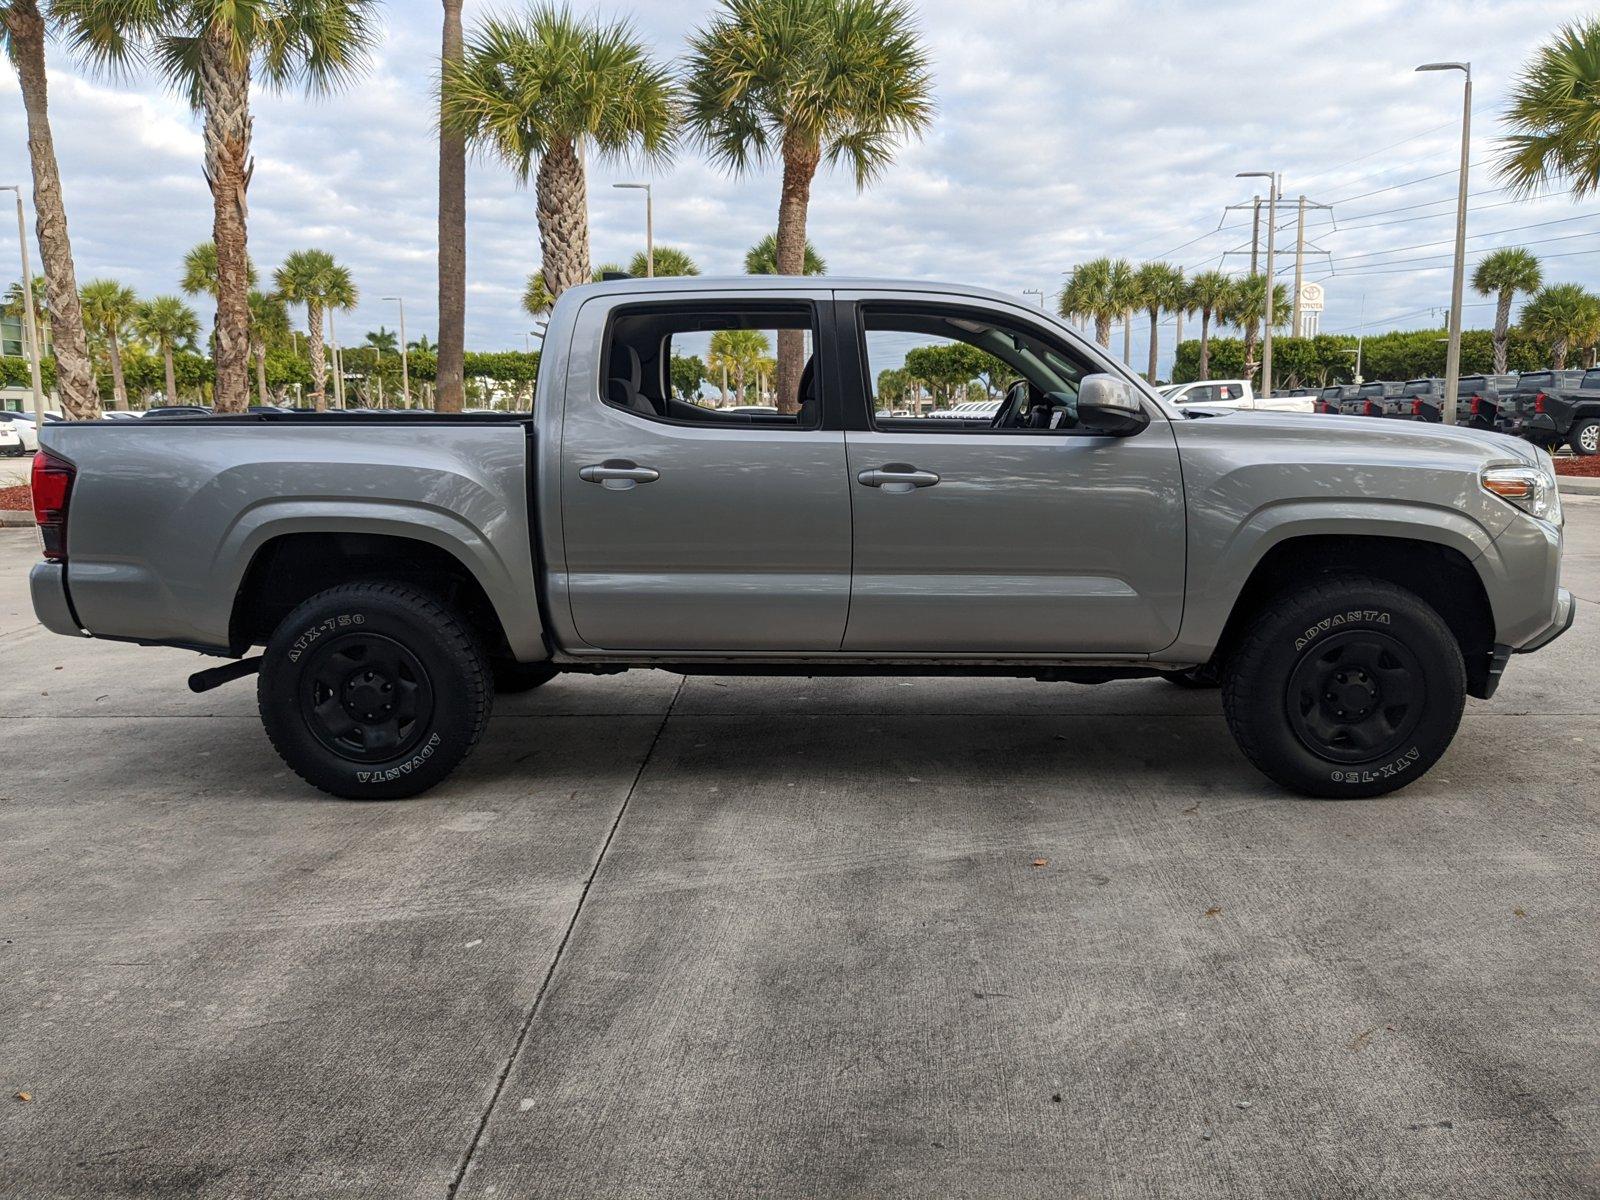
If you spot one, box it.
[613,182,653,276]
[3,186,48,431]
[1417,61,1471,425]
[383,296,409,407]
[1021,288,1045,308]
[1238,171,1279,398]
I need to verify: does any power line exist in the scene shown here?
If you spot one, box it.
[1291,101,1499,188]
[1330,236,1600,276]
[1328,210,1600,265]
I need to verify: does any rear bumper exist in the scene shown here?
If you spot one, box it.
[29,561,87,638]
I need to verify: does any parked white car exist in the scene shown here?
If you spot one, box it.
[1161,380,1313,414]
[0,412,39,452]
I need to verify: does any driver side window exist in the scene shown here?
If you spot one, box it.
[860,304,1097,434]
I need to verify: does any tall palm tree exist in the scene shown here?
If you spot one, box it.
[79,279,138,409]
[628,245,698,278]
[522,272,554,320]
[247,289,288,404]
[3,276,50,343]
[179,240,256,297]
[1497,16,1600,198]
[1133,261,1185,383]
[1521,283,1600,368]
[1472,247,1543,373]
[685,0,932,413]
[320,265,357,408]
[1187,270,1232,381]
[1059,256,1132,350]
[133,294,199,404]
[708,327,769,404]
[436,0,467,413]
[1,0,98,417]
[443,6,675,303]
[273,249,348,410]
[1227,274,1289,382]
[68,0,378,414]
[744,232,825,276]
[364,326,398,354]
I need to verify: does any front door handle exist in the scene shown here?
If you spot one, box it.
[579,460,660,490]
[857,464,941,493]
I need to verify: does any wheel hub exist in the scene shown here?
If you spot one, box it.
[298,632,434,763]
[1287,630,1424,764]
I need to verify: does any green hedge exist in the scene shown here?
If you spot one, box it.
[1172,327,1556,387]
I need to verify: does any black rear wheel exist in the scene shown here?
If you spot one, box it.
[259,583,491,799]
[1569,418,1600,457]
[1222,575,1464,798]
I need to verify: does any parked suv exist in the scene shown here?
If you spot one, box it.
[1513,367,1600,455]
[1501,370,1586,447]
[1456,374,1519,431]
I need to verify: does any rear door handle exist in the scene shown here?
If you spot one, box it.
[579,460,660,490]
[857,465,941,493]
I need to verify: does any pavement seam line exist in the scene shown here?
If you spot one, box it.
[445,674,685,1198]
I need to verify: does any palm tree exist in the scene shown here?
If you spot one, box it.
[70,0,379,414]
[3,276,50,343]
[273,250,356,410]
[1187,270,1232,380]
[443,5,675,304]
[436,0,467,413]
[133,295,199,404]
[628,245,699,278]
[1133,261,1185,383]
[685,0,932,413]
[1,0,98,417]
[1059,257,1133,350]
[522,273,555,320]
[79,279,137,408]
[1521,283,1600,368]
[1497,16,1600,198]
[180,240,257,298]
[708,327,769,404]
[409,333,436,353]
[744,232,826,276]
[320,265,358,409]
[1472,248,1543,373]
[1227,274,1290,382]
[364,326,398,355]
[247,289,288,404]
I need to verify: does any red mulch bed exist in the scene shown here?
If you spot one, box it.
[1553,456,1600,477]
[0,483,32,512]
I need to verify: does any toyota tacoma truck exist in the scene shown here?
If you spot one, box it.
[27,277,1574,800]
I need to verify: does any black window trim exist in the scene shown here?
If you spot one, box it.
[597,297,834,432]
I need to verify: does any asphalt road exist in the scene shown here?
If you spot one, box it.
[1,506,1596,1198]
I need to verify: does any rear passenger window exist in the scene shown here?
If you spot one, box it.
[602,302,821,429]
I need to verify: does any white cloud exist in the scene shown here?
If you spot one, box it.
[0,0,1592,377]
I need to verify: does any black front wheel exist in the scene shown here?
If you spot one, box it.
[1222,575,1465,798]
[1569,418,1600,457]
[258,582,492,799]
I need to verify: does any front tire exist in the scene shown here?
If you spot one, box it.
[258,582,492,799]
[1221,576,1465,798]
[1569,418,1600,457]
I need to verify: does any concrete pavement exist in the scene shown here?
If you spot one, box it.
[1,505,1596,1197]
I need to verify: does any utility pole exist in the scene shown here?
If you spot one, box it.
[1238,171,1279,398]
[1417,61,1471,425]
[1250,196,1262,276]
[1292,195,1307,336]
[383,296,410,407]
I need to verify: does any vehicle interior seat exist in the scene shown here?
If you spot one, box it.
[607,344,657,415]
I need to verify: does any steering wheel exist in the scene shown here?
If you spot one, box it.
[992,379,1028,428]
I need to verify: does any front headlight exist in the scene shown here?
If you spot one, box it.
[1482,464,1562,526]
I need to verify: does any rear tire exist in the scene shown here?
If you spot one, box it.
[258,582,492,799]
[1221,575,1465,798]
[1569,418,1600,457]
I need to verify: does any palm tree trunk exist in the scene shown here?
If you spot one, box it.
[535,138,590,297]
[254,339,268,404]
[108,330,127,409]
[1094,315,1111,349]
[1199,311,1212,380]
[1493,289,1513,375]
[719,363,727,404]
[436,0,466,414]
[1122,311,1132,364]
[1553,337,1568,370]
[162,343,177,404]
[199,28,253,415]
[1146,308,1159,382]
[5,0,98,419]
[306,300,327,410]
[774,138,821,415]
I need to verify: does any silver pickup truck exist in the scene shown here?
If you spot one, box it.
[28,277,1573,799]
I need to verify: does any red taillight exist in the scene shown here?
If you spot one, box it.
[1534,392,1547,413]
[1364,401,1379,416]
[1412,399,1424,416]
[1470,395,1482,414]
[31,449,74,562]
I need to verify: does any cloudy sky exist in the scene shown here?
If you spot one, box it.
[1,0,1591,377]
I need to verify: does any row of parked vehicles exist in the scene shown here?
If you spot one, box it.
[1303,370,1600,456]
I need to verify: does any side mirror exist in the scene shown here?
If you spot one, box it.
[1077,373,1150,436]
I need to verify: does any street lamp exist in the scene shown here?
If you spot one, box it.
[382,295,409,407]
[1021,288,1045,308]
[1,185,47,433]
[613,182,653,277]
[1417,61,1471,425]
[1237,171,1279,399]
